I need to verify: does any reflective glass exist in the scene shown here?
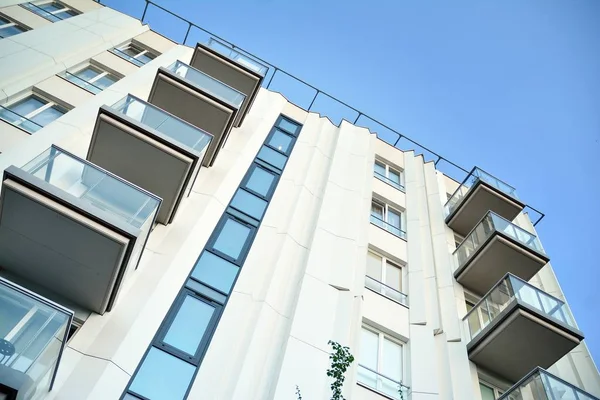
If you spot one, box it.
[9,96,45,117]
[230,189,268,220]
[30,105,65,126]
[388,169,401,185]
[245,166,276,197]
[137,52,155,65]
[94,74,117,89]
[74,66,101,82]
[366,252,382,281]
[54,9,77,19]
[277,118,300,135]
[129,348,195,400]
[257,146,286,169]
[163,295,214,356]
[212,217,251,260]
[479,383,496,400]
[191,251,239,293]
[374,161,386,177]
[38,2,63,12]
[0,25,25,38]
[268,129,293,154]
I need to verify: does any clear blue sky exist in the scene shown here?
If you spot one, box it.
[102,0,600,363]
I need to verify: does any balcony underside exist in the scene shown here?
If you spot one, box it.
[0,172,137,314]
[88,109,197,225]
[455,233,549,296]
[447,181,525,236]
[148,69,236,167]
[190,43,262,127]
[467,302,583,382]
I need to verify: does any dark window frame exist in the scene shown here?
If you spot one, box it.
[205,213,256,265]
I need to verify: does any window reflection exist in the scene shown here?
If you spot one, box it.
[191,251,239,294]
[212,217,252,260]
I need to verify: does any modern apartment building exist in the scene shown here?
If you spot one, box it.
[0,1,598,399]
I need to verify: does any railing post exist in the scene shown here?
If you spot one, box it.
[353,112,362,124]
[307,91,318,111]
[141,0,150,22]
[266,68,278,89]
[183,23,192,44]
[393,135,402,147]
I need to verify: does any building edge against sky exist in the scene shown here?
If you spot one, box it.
[0,1,598,400]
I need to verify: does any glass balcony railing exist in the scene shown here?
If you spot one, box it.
[167,60,246,108]
[110,95,213,153]
[365,276,408,306]
[445,167,518,217]
[498,368,599,400]
[357,364,409,400]
[110,48,146,67]
[23,147,160,230]
[21,3,76,22]
[370,214,407,240]
[206,38,269,76]
[374,171,405,192]
[454,211,545,269]
[0,277,73,398]
[61,72,103,94]
[0,105,43,133]
[464,274,576,342]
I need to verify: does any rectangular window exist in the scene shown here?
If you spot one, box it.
[111,43,157,67]
[365,251,407,305]
[479,381,504,399]
[62,65,118,94]
[358,325,405,399]
[370,199,406,239]
[230,188,268,221]
[209,215,255,263]
[0,15,27,38]
[0,94,67,133]
[21,1,79,22]
[191,251,239,294]
[374,160,404,191]
[242,164,278,198]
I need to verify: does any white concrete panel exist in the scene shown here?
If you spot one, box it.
[61,0,104,13]
[409,324,440,397]
[0,120,29,153]
[35,74,94,107]
[363,288,410,339]
[372,175,406,210]
[133,30,177,55]
[375,137,405,169]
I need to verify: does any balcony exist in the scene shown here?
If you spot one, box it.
[189,39,267,127]
[365,276,408,306]
[464,274,583,382]
[148,60,245,167]
[88,95,213,225]
[0,277,73,400]
[498,367,599,400]
[356,364,409,400]
[0,147,160,314]
[454,211,549,295]
[445,167,525,236]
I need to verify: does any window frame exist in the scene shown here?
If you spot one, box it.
[359,324,406,392]
[22,1,79,21]
[205,213,257,265]
[366,250,405,294]
[479,380,505,399]
[112,42,157,67]
[370,199,406,238]
[0,93,68,134]
[374,159,405,191]
[0,14,27,38]
[61,64,119,93]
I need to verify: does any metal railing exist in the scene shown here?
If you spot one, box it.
[95,0,544,226]
[0,105,43,133]
[357,364,409,400]
[60,71,104,94]
[374,171,405,192]
[370,214,407,240]
[365,275,408,306]
[498,367,600,400]
[109,48,147,67]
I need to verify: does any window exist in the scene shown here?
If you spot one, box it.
[479,381,504,400]
[358,325,405,399]
[454,233,464,249]
[191,251,239,294]
[0,94,67,133]
[111,43,157,66]
[62,65,118,94]
[370,199,405,239]
[0,15,27,38]
[21,1,79,22]
[365,251,407,305]
[374,160,404,191]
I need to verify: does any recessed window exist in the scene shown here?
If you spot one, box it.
[257,146,287,170]
[62,65,118,94]
[22,1,79,22]
[211,216,253,262]
[370,200,405,239]
[365,251,406,305]
[266,128,294,155]
[374,160,404,191]
[0,15,27,38]
[276,116,302,135]
[0,94,67,133]
[191,251,239,294]
[244,164,277,198]
[358,325,405,399]
[230,188,268,221]
[111,43,157,67]
[479,381,504,400]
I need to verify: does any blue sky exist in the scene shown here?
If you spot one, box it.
[102,0,600,362]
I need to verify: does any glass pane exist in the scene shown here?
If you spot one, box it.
[257,146,287,169]
[38,2,63,12]
[374,162,386,177]
[245,166,276,197]
[360,328,379,370]
[387,209,401,229]
[479,383,496,400]
[163,295,215,356]
[212,217,251,260]
[230,189,268,220]
[371,202,384,219]
[30,105,65,126]
[385,262,402,292]
[121,45,142,57]
[75,66,101,82]
[191,251,239,293]
[53,9,77,19]
[93,74,117,89]
[267,129,293,154]
[129,347,195,400]
[0,25,26,38]
[381,338,402,379]
[136,52,155,65]
[9,96,45,117]
[277,118,300,135]
[366,252,382,281]
[388,169,401,184]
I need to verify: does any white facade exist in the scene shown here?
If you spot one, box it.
[0,2,598,400]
